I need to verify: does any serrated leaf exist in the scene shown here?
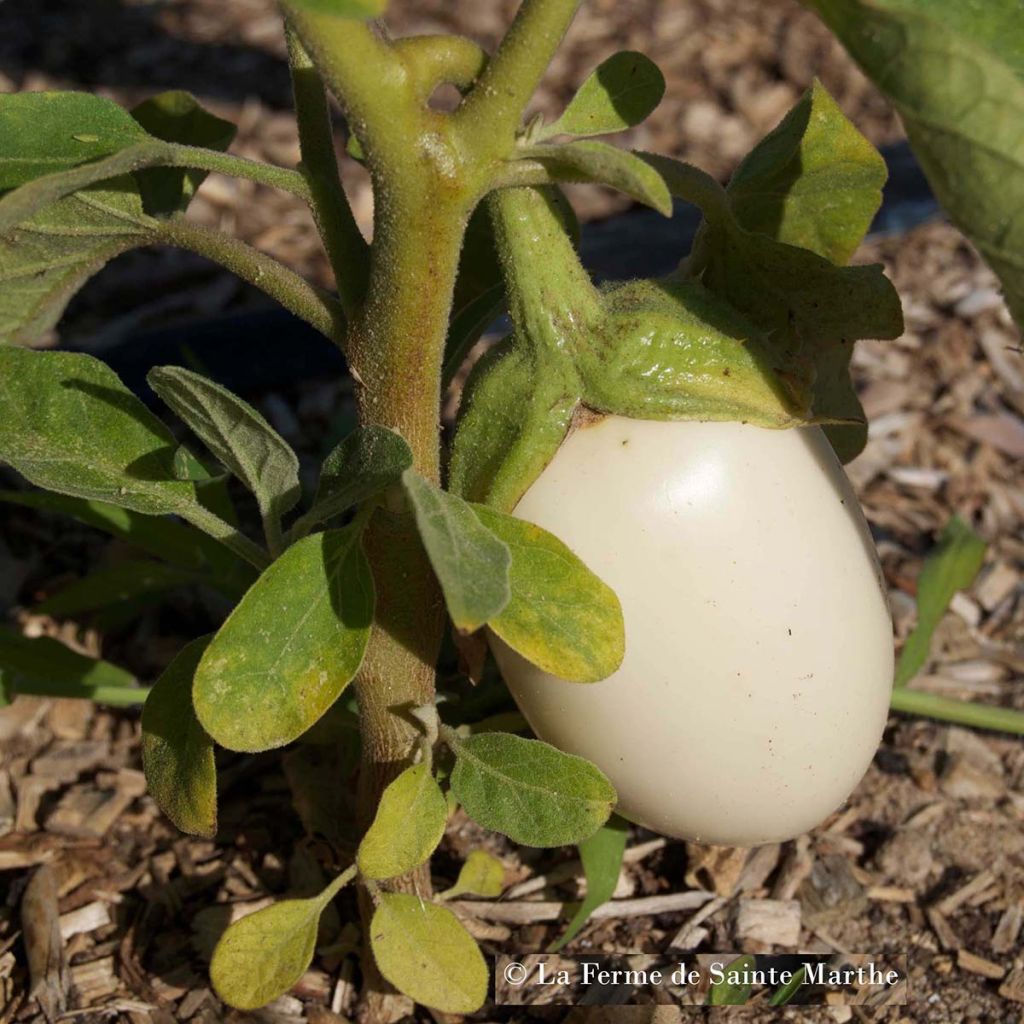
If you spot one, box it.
[194,524,373,752]
[708,954,757,1006]
[402,470,511,632]
[472,505,624,682]
[141,637,217,837]
[448,731,615,847]
[0,92,149,190]
[0,177,157,345]
[440,849,505,900]
[300,425,412,532]
[549,814,628,951]
[804,0,1024,327]
[522,141,672,216]
[545,51,665,139]
[726,80,886,265]
[449,337,580,512]
[37,560,201,617]
[131,91,236,216]
[370,893,487,1014]
[895,516,986,687]
[211,870,352,1011]
[284,0,387,19]
[356,763,447,880]
[148,366,301,529]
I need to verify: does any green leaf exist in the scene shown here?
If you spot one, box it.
[447,731,616,847]
[194,524,373,752]
[549,815,628,952]
[141,637,217,838]
[0,349,260,562]
[299,425,412,533]
[148,366,301,531]
[707,954,756,1006]
[402,470,511,633]
[449,336,580,513]
[472,505,624,682]
[804,0,1024,327]
[544,52,665,139]
[369,893,488,1014]
[521,141,673,216]
[768,965,807,1006]
[0,489,244,577]
[0,92,149,190]
[726,80,886,265]
[356,762,448,880]
[36,560,201,617]
[211,868,354,1011]
[440,849,505,900]
[895,516,986,687]
[130,91,236,216]
[0,175,158,345]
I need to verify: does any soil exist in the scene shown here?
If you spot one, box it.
[0,2,1022,1023]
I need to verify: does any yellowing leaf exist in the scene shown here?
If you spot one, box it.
[472,505,624,682]
[357,763,447,880]
[194,525,373,752]
[441,849,506,900]
[211,868,353,1010]
[370,893,487,1013]
[141,638,217,837]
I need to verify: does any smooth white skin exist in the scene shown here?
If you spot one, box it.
[491,417,894,846]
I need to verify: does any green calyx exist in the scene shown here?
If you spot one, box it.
[450,82,904,510]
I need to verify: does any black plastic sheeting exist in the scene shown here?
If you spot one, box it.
[77,141,939,400]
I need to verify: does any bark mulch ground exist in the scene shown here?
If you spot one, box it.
[1,2,1022,1022]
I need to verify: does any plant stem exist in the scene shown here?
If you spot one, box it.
[456,0,582,157]
[890,686,1024,735]
[180,504,271,570]
[392,35,487,101]
[169,145,314,201]
[157,218,345,341]
[286,27,369,318]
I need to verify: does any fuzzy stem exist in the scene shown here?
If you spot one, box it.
[157,218,345,341]
[286,27,369,317]
[456,0,581,156]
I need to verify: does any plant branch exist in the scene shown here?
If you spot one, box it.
[890,685,1024,736]
[157,218,345,341]
[179,503,272,570]
[281,5,409,167]
[287,27,369,317]
[169,145,314,201]
[392,35,488,102]
[456,0,582,155]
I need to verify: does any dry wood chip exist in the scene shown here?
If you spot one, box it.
[58,900,111,941]
[21,864,70,1023]
[975,561,1020,612]
[733,898,801,947]
[956,949,1006,980]
[451,890,714,924]
[866,886,916,903]
[925,907,960,951]
[175,986,211,1019]
[798,854,867,930]
[0,771,14,838]
[737,843,781,893]
[992,902,1023,954]
[684,843,748,896]
[951,413,1024,459]
[15,775,61,833]
[668,895,728,951]
[30,740,108,782]
[999,966,1024,1004]
[771,835,813,901]
[936,869,998,915]
[939,754,1005,802]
